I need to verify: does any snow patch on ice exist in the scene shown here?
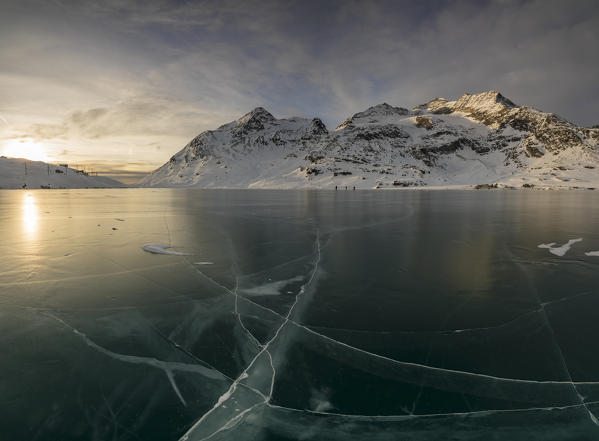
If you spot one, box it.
[309,388,334,412]
[194,261,214,265]
[538,238,583,256]
[241,276,304,296]
[585,250,599,257]
[142,244,190,256]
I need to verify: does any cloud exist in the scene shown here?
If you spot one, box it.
[27,97,179,140]
[21,92,238,141]
[60,0,294,33]
[297,0,599,125]
[1,0,598,172]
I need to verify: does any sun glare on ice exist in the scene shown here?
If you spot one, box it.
[2,139,50,162]
[22,193,39,238]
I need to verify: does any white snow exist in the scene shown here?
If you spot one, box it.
[138,91,599,190]
[538,238,583,256]
[0,157,124,189]
[241,276,304,296]
[584,251,599,257]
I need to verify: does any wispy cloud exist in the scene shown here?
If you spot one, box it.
[24,95,221,140]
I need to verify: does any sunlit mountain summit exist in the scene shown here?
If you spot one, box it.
[140,91,599,189]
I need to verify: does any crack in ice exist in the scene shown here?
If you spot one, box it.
[179,229,321,441]
[266,399,599,421]
[512,248,599,427]
[0,262,181,287]
[194,274,599,389]
[179,227,599,439]
[43,312,228,408]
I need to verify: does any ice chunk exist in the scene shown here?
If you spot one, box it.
[142,243,190,256]
[538,238,582,256]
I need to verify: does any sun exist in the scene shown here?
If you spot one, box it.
[1,139,50,162]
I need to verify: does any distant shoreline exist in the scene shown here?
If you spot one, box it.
[1,185,596,191]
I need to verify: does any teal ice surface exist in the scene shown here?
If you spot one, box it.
[1,188,599,440]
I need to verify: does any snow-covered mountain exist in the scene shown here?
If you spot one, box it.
[140,91,599,189]
[0,157,124,189]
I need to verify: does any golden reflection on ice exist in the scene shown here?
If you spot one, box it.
[22,193,39,237]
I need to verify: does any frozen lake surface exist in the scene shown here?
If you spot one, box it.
[1,188,599,440]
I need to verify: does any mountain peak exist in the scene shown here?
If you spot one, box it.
[370,102,395,111]
[250,106,274,117]
[336,102,409,130]
[418,91,519,127]
[455,90,517,110]
[359,102,409,117]
[422,91,518,115]
[233,107,276,132]
[238,107,275,124]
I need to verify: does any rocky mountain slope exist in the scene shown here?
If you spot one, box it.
[140,91,599,189]
[0,157,124,189]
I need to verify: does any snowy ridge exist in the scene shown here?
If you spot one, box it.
[140,91,599,189]
[0,157,124,189]
[335,103,410,130]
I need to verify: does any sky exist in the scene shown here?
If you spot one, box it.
[1,0,598,183]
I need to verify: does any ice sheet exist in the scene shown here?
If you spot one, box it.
[3,189,599,441]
